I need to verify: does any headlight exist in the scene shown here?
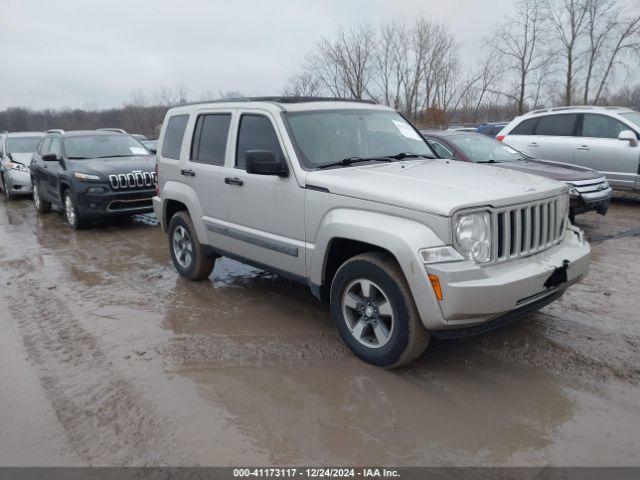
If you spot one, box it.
[454,211,492,263]
[74,172,101,181]
[420,246,464,264]
[2,160,29,172]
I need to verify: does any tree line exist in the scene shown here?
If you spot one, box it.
[1,0,639,134]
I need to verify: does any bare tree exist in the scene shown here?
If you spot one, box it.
[593,10,640,102]
[282,71,322,97]
[544,0,590,105]
[490,0,547,113]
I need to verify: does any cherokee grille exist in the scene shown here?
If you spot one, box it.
[491,196,567,263]
[109,171,157,190]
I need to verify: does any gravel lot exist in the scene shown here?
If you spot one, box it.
[0,194,639,466]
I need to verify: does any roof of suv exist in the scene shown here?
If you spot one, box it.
[2,131,44,137]
[168,96,390,114]
[522,105,634,117]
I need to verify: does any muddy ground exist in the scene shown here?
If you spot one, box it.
[0,194,639,467]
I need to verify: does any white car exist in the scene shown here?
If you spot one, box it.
[0,131,44,199]
[498,106,640,191]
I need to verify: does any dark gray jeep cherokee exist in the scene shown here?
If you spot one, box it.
[30,130,156,229]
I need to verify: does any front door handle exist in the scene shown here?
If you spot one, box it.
[528,142,539,147]
[577,145,590,151]
[181,169,195,177]
[224,177,243,186]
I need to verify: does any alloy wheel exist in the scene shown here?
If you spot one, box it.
[65,193,76,226]
[33,183,40,210]
[172,226,194,269]
[342,278,395,349]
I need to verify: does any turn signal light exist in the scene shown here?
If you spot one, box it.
[496,135,505,142]
[428,274,443,301]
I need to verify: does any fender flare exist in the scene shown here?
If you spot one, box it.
[160,181,207,243]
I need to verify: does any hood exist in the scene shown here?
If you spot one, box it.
[70,155,156,178]
[7,153,33,165]
[492,159,601,182]
[305,159,567,217]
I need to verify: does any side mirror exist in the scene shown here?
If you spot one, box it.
[246,150,288,177]
[618,130,638,147]
[42,153,60,162]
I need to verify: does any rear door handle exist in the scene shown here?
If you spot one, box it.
[180,169,195,177]
[528,142,539,147]
[224,177,243,186]
[577,145,590,151]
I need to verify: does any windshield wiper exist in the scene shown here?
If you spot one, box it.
[317,156,393,169]
[387,152,433,160]
[67,156,88,160]
[96,154,134,159]
[478,159,499,163]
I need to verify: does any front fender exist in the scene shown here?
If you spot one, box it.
[160,181,207,243]
[309,208,448,329]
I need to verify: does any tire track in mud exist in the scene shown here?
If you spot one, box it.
[0,255,186,465]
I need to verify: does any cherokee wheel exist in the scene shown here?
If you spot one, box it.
[168,211,215,281]
[63,190,86,229]
[330,252,430,368]
[33,182,52,214]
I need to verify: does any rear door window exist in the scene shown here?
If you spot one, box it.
[581,114,629,139]
[235,114,283,170]
[162,114,189,160]
[510,118,538,135]
[535,114,578,136]
[191,114,232,166]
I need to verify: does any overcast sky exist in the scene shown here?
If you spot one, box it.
[0,0,516,110]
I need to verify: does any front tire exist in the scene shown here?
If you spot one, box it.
[63,189,87,229]
[330,252,430,368]
[2,175,13,201]
[168,211,215,281]
[33,181,52,214]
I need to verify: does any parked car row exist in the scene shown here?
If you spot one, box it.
[5,98,638,368]
[0,129,157,228]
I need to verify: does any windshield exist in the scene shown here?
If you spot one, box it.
[448,134,526,163]
[6,136,43,154]
[63,134,150,159]
[284,109,434,168]
[619,112,640,130]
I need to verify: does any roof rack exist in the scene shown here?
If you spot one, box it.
[46,129,65,134]
[182,96,378,107]
[98,128,127,133]
[525,105,633,116]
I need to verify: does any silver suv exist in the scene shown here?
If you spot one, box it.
[498,106,640,192]
[154,97,590,368]
[0,131,44,199]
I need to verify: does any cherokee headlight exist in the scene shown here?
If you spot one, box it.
[455,211,492,263]
[74,172,101,181]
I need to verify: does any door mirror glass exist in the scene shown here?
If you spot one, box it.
[618,130,638,147]
[245,150,288,177]
[42,153,59,162]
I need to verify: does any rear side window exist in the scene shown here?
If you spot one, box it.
[581,114,629,139]
[535,114,578,136]
[510,118,538,135]
[235,115,283,169]
[191,114,231,166]
[162,114,189,160]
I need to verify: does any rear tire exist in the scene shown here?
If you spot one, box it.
[168,211,215,281]
[330,252,430,368]
[33,181,52,214]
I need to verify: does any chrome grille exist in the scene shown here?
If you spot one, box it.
[491,197,566,263]
[109,171,157,190]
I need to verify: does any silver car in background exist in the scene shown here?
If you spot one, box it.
[0,131,44,200]
[498,106,640,192]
